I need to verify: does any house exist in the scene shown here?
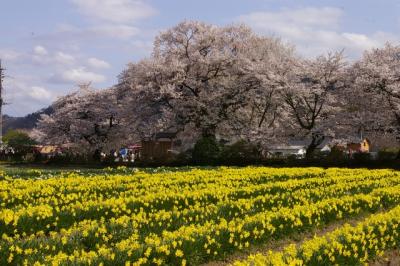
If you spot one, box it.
[141,132,179,160]
[38,145,61,156]
[267,145,307,158]
[338,138,370,158]
[347,138,370,153]
[267,137,334,158]
[322,137,372,158]
[287,137,334,154]
[315,137,334,153]
[33,145,62,158]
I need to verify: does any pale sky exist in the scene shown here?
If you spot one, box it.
[1,0,399,116]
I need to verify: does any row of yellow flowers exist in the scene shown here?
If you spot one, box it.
[1,168,327,208]
[0,167,399,265]
[2,173,397,246]
[4,184,400,265]
[1,169,397,238]
[234,203,400,265]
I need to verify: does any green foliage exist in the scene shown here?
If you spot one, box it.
[172,149,192,165]
[3,130,36,148]
[352,152,371,163]
[326,146,346,163]
[378,148,399,161]
[220,140,262,165]
[192,137,221,165]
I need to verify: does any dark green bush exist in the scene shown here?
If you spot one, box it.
[352,152,371,163]
[220,140,262,165]
[326,146,347,163]
[172,149,192,165]
[3,129,37,149]
[378,148,399,161]
[192,137,221,165]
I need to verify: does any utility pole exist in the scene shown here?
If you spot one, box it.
[0,59,4,145]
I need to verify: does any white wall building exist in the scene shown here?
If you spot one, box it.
[267,145,307,158]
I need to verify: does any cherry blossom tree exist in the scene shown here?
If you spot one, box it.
[34,83,126,155]
[281,51,346,157]
[35,20,400,160]
[116,59,177,141]
[224,37,297,145]
[118,21,295,146]
[334,65,389,140]
[353,43,400,137]
[351,43,400,157]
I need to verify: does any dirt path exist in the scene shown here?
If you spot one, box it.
[203,212,375,266]
[369,249,400,266]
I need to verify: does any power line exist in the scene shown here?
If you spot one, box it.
[0,59,4,144]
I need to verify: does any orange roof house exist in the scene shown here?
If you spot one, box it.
[347,138,370,153]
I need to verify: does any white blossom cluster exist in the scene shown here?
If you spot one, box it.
[33,21,400,155]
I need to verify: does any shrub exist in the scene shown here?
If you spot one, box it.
[192,137,221,165]
[326,146,347,163]
[3,130,36,149]
[352,152,371,163]
[172,149,192,166]
[378,148,399,161]
[220,140,262,165]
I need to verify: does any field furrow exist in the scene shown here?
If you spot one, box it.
[0,167,399,265]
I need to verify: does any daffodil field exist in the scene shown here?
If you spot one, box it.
[1,167,400,265]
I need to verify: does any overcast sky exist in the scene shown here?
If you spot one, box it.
[1,0,399,116]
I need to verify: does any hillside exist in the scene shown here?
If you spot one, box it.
[2,106,53,134]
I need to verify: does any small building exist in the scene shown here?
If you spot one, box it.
[267,145,306,158]
[267,137,372,159]
[141,132,179,160]
[288,137,334,154]
[340,138,371,158]
[316,138,333,153]
[126,144,142,162]
[347,138,370,153]
[35,145,62,158]
[328,137,371,158]
[267,137,334,158]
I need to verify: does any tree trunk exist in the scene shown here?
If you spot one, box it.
[305,144,317,160]
[306,134,325,160]
[93,148,101,162]
[202,125,216,139]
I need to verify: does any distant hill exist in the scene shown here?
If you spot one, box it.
[2,106,53,134]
